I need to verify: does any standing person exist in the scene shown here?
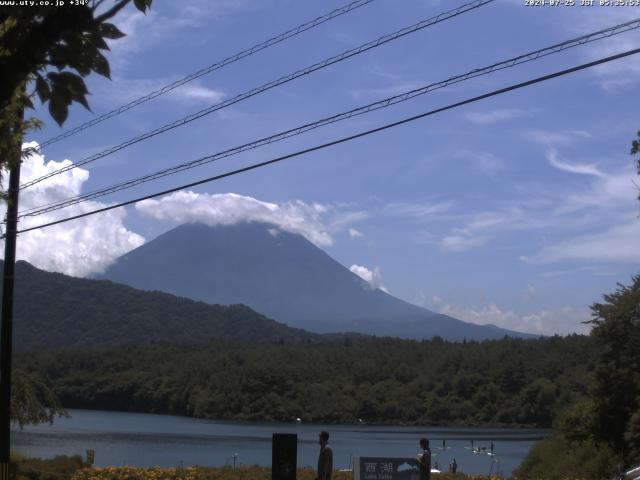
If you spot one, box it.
[451,458,458,474]
[317,431,333,480]
[417,438,431,480]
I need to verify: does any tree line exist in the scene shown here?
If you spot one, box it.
[515,275,640,479]
[18,334,593,428]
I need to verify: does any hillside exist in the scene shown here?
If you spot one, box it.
[100,222,534,341]
[1,260,323,350]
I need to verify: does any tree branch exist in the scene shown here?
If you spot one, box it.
[94,0,131,23]
[91,0,107,12]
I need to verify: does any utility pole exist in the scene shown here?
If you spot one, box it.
[0,100,23,480]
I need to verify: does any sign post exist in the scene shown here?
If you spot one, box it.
[86,450,95,466]
[353,457,423,480]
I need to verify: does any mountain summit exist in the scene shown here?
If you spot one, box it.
[100,222,533,340]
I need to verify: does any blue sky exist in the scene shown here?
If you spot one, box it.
[9,0,640,335]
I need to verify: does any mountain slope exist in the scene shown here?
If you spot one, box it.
[1,260,322,350]
[100,222,534,340]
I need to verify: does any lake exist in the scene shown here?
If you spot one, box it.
[13,409,548,477]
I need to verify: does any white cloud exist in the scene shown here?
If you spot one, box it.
[572,9,640,91]
[350,82,424,101]
[464,108,528,125]
[558,166,637,213]
[349,264,388,292]
[0,143,145,277]
[547,149,605,177]
[438,302,589,335]
[523,284,536,302]
[441,234,487,252]
[102,0,258,70]
[536,221,640,264]
[383,201,453,219]
[348,228,363,238]
[136,191,365,247]
[176,84,225,102]
[526,129,591,147]
[448,150,506,175]
[92,76,225,108]
[432,144,638,257]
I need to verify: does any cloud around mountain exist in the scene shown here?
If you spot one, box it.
[5,147,367,277]
[349,264,388,292]
[136,191,365,248]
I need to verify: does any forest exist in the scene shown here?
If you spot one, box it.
[18,334,592,428]
[514,275,640,479]
[12,275,640,479]
[3,260,324,350]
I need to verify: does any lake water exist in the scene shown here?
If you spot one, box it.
[13,409,548,477]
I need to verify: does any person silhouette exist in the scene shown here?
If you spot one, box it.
[417,438,431,480]
[316,431,333,480]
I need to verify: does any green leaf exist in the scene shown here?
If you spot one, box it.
[48,96,68,126]
[63,74,91,111]
[73,52,93,77]
[48,48,70,71]
[133,0,152,12]
[74,93,91,111]
[23,95,34,110]
[35,75,50,104]
[92,51,110,79]
[99,22,125,40]
[88,33,109,51]
[48,74,72,118]
[56,71,88,94]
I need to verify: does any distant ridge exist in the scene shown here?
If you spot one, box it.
[100,222,536,341]
[1,260,324,350]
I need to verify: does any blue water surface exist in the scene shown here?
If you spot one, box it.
[13,409,548,476]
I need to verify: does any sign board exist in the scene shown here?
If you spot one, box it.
[353,457,423,480]
[86,449,95,466]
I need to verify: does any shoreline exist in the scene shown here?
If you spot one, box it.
[40,407,552,431]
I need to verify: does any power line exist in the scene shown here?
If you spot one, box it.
[36,0,376,149]
[18,17,640,219]
[21,0,495,190]
[9,46,640,238]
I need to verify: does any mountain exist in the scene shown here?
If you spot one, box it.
[100,222,534,340]
[1,260,324,350]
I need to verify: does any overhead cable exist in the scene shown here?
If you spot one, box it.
[21,0,495,190]
[8,46,640,238]
[36,0,376,149]
[18,17,640,219]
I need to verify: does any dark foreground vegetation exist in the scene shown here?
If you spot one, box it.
[514,275,640,480]
[10,454,84,480]
[10,456,479,480]
[19,335,592,427]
